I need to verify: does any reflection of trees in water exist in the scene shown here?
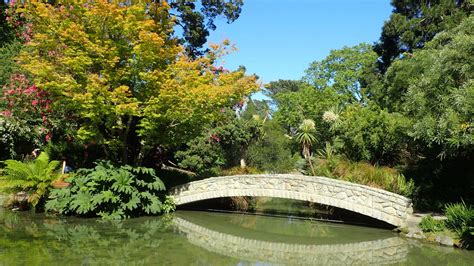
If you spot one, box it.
[43,219,170,264]
[0,210,240,265]
[1,210,472,265]
[0,210,172,265]
[227,213,337,239]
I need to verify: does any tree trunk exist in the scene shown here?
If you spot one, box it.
[303,144,316,176]
[121,116,133,164]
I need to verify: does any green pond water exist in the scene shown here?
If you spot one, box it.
[0,209,473,265]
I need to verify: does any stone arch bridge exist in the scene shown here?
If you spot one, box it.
[169,174,413,227]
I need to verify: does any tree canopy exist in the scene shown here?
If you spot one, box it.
[374,0,472,72]
[304,43,379,103]
[1,1,258,165]
[168,0,244,56]
[0,0,244,57]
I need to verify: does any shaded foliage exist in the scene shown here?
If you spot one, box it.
[175,109,263,176]
[175,133,226,177]
[246,121,296,173]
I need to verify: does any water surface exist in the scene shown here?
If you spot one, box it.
[0,209,472,265]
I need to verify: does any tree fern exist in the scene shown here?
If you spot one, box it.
[0,152,61,208]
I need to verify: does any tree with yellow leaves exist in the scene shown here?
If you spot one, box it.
[15,1,258,164]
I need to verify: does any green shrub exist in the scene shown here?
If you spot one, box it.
[175,135,226,177]
[388,174,416,197]
[419,215,446,233]
[161,196,176,214]
[46,161,173,219]
[246,122,296,173]
[0,41,21,89]
[220,166,261,176]
[0,152,61,209]
[313,150,415,197]
[444,202,473,242]
[333,104,410,165]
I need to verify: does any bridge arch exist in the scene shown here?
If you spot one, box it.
[169,174,413,227]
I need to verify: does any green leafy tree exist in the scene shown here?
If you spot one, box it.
[168,0,244,56]
[175,110,263,175]
[264,79,304,100]
[273,83,342,140]
[296,119,317,176]
[333,104,411,165]
[304,43,379,103]
[14,1,258,165]
[0,152,61,208]
[398,16,473,159]
[0,41,21,88]
[241,99,271,122]
[374,0,472,72]
[175,133,226,176]
[246,121,295,173]
[217,115,264,168]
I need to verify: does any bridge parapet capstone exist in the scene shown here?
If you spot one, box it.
[169,174,413,227]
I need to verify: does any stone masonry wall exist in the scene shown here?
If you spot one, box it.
[169,174,413,227]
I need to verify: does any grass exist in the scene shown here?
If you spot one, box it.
[416,202,473,249]
[419,215,445,233]
[314,157,415,197]
[444,201,473,249]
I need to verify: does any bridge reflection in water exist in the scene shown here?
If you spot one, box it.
[172,212,409,265]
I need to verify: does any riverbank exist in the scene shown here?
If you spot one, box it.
[399,213,461,248]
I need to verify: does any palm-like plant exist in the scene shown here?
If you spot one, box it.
[295,119,317,176]
[0,152,61,208]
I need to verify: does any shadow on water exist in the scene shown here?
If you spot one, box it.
[0,208,473,265]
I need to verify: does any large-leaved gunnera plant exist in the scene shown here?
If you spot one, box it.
[46,161,174,219]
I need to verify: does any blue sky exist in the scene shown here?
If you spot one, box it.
[206,0,392,84]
